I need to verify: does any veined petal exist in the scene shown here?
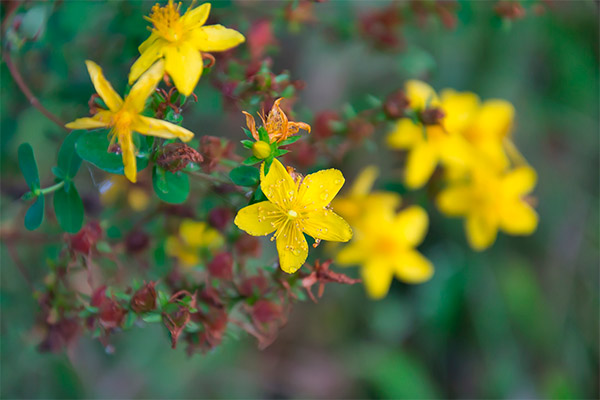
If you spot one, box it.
[234,201,280,236]
[260,159,298,209]
[138,31,160,54]
[129,39,165,85]
[126,60,165,113]
[394,250,434,284]
[118,130,137,183]
[405,141,438,189]
[85,60,123,112]
[192,24,245,52]
[303,209,352,242]
[65,111,112,130]
[164,43,203,96]
[436,185,472,216]
[276,225,308,274]
[465,212,498,251]
[297,168,345,210]
[361,259,394,300]
[386,118,423,149]
[336,242,365,265]
[393,205,428,247]
[502,166,537,198]
[132,115,194,141]
[500,201,538,235]
[182,2,210,26]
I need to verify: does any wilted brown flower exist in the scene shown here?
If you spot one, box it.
[156,143,203,173]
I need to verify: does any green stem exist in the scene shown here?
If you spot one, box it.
[39,181,65,195]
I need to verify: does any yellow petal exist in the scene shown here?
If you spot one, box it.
[361,259,394,300]
[138,31,160,54]
[500,201,538,235]
[465,213,498,251]
[129,39,165,85]
[126,60,165,113]
[297,168,345,210]
[234,201,280,236]
[405,80,439,110]
[386,118,423,149]
[405,141,438,189]
[437,131,474,168]
[303,209,352,242]
[501,166,537,198]
[350,165,378,196]
[193,25,245,52]
[118,130,137,183]
[85,60,123,112]
[163,43,203,96]
[276,225,308,274]
[179,220,207,247]
[393,205,428,247]
[132,115,194,141]
[260,159,297,209]
[465,99,515,142]
[336,242,365,265]
[439,89,480,133]
[394,250,434,284]
[182,2,210,26]
[65,111,112,130]
[436,186,472,216]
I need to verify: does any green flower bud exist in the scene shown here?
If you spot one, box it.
[252,141,272,159]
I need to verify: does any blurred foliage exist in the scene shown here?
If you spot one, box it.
[1,0,598,399]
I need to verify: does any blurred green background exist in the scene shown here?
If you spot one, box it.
[1,1,598,398]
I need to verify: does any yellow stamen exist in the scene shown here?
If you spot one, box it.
[145,1,185,42]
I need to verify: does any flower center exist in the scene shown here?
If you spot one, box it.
[287,209,298,219]
[111,109,134,133]
[146,1,185,42]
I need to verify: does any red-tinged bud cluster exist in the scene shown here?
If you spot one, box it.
[189,307,229,354]
[238,273,269,298]
[130,282,157,313]
[420,107,446,126]
[283,139,317,168]
[494,1,526,19]
[235,234,262,259]
[247,20,277,61]
[156,143,203,173]
[208,207,233,231]
[251,299,282,324]
[313,111,341,139]
[199,136,236,173]
[90,286,126,330]
[360,4,403,50]
[347,118,375,143]
[70,221,102,255]
[384,90,410,120]
[301,260,361,303]
[38,317,80,353]
[411,0,459,30]
[125,230,150,254]
[208,252,234,280]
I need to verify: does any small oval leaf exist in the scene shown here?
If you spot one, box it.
[18,143,40,190]
[152,166,189,204]
[76,129,148,175]
[53,185,84,233]
[57,130,84,180]
[229,165,259,187]
[24,194,44,231]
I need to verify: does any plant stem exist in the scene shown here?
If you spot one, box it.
[39,181,65,195]
[3,52,67,131]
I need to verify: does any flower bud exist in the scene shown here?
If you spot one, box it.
[251,141,272,159]
[130,282,157,313]
[208,207,233,231]
[91,286,126,330]
[252,300,281,324]
[207,252,233,280]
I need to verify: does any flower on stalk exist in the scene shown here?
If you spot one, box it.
[129,1,245,96]
[436,165,538,251]
[336,205,434,299]
[66,60,194,183]
[166,220,224,267]
[234,158,352,273]
[240,98,311,165]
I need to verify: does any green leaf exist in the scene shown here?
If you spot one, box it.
[141,313,162,323]
[241,140,254,149]
[277,135,301,146]
[152,166,190,204]
[274,149,289,157]
[258,126,269,142]
[229,165,259,187]
[75,129,148,175]
[242,156,261,166]
[53,185,84,233]
[24,195,44,231]
[242,128,254,140]
[249,186,268,205]
[57,130,84,181]
[18,143,40,190]
[20,5,49,41]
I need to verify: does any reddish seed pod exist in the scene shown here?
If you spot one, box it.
[130,282,157,313]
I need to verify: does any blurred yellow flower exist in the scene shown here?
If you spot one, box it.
[130,1,245,96]
[99,176,151,212]
[405,79,440,111]
[166,220,224,267]
[243,98,311,143]
[66,60,194,183]
[436,165,538,251]
[332,165,401,226]
[336,205,433,299]
[234,159,352,273]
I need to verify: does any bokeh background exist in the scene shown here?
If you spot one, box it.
[1,1,598,398]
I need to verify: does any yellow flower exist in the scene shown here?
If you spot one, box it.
[129,1,245,96]
[436,165,538,251]
[405,80,440,111]
[234,159,352,273]
[243,98,311,143]
[66,60,194,183]
[387,120,472,189]
[166,220,224,267]
[332,165,401,226]
[336,205,433,299]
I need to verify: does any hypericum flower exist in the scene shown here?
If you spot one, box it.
[234,159,352,273]
[66,60,194,183]
[166,220,224,267]
[129,1,245,96]
[336,205,433,299]
[243,98,311,143]
[331,165,401,226]
[436,165,538,250]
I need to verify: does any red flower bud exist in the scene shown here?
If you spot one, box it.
[207,252,234,280]
[238,274,269,297]
[91,286,126,330]
[125,230,150,254]
[130,282,157,313]
[70,221,102,254]
[383,90,410,119]
[235,233,262,258]
[208,207,233,231]
[252,300,281,324]
[313,111,341,139]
